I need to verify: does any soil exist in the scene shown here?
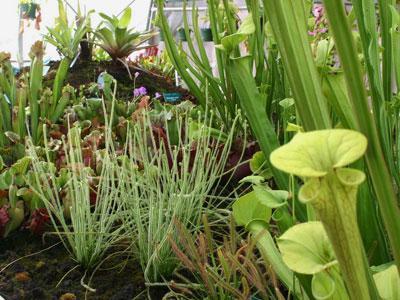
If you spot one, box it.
[43,59,194,102]
[0,231,166,300]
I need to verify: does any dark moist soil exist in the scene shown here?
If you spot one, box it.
[0,231,166,300]
[44,59,194,102]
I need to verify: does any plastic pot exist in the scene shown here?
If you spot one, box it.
[200,28,213,42]
[177,28,189,42]
[159,30,165,42]
[20,3,38,20]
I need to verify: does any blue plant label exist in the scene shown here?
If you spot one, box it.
[163,92,182,103]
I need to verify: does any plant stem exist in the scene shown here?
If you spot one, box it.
[248,220,308,299]
[262,0,331,131]
[323,0,400,273]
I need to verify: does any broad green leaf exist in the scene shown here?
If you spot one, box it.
[286,123,304,132]
[219,14,255,52]
[239,175,265,185]
[250,151,272,179]
[322,73,356,129]
[0,171,13,189]
[11,156,32,174]
[270,130,367,177]
[0,175,8,190]
[3,201,24,237]
[253,185,288,208]
[279,98,295,110]
[228,56,288,189]
[99,12,116,26]
[118,8,132,29]
[373,265,400,300]
[232,191,271,228]
[315,39,334,69]
[277,222,337,274]
[0,155,3,170]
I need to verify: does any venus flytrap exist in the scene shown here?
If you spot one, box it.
[270,129,378,299]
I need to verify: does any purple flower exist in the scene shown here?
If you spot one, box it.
[134,71,140,79]
[314,6,323,15]
[155,92,162,99]
[133,86,147,97]
[313,5,324,22]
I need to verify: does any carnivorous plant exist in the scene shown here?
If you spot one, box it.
[270,129,378,299]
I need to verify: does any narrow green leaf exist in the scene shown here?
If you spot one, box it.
[118,8,132,29]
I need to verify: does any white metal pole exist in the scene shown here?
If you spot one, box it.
[17,7,24,69]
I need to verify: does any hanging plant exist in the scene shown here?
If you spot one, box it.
[19,0,41,31]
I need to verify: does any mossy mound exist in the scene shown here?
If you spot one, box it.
[44,60,194,102]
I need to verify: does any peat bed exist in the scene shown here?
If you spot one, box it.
[0,231,156,300]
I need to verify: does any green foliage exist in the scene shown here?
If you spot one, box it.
[249,151,272,180]
[278,222,348,299]
[232,184,303,297]
[232,191,271,228]
[271,129,378,299]
[373,264,400,299]
[216,13,255,52]
[322,0,400,272]
[270,130,367,177]
[27,125,126,269]
[156,0,261,126]
[169,217,275,299]
[94,8,156,60]
[135,50,175,80]
[120,110,239,282]
[45,0,91,104]
[278,222,336,275]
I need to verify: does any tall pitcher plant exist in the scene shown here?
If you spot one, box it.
[270,129,378,299]
[258,0,400,272]
[319,0,400,271]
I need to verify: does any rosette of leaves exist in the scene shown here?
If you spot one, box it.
[45,0,92,104]
[270,129,378,299]
[94,8,156,61]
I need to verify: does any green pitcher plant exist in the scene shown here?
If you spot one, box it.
[270,129,378,299]
[277,221,348,299]
[232,184,308,299]
[278,221,400,300]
